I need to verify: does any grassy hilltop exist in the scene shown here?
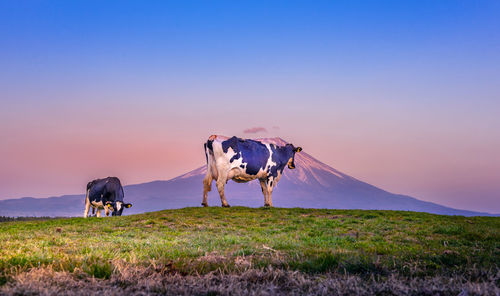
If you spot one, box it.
[0,207,499,295]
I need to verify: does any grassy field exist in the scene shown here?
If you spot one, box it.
[0,207,498,295]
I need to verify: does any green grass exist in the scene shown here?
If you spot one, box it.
[0,207,498,283]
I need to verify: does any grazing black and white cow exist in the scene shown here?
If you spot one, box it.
[84,177,132,218]
[202,135,302,207]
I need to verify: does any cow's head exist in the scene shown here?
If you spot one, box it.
[285,144,302,169]
[106,201,132,216]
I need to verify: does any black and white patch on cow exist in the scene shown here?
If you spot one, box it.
[84,177,132,218]
[202,135,302,207]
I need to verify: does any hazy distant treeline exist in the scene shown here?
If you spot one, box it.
[0,216,53,222]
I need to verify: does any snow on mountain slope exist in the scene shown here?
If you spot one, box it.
[258,137,349,186]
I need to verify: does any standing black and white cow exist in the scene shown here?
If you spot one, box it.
[84,177,132,217]
[202,135,302,207]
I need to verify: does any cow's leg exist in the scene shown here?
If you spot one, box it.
[83,190,91,218]
[92,207,95,215]
[202,173,213,207]
[216,174,230,208]
[267,178,275,207]
[267,190,274,207]
[260,179,270,207]
[104,206,110,216]
[96,209,102,217]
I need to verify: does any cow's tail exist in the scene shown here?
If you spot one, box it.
[84,188,91,218]
[203,137,218,204]
[85,182,92,202]
[204,139,216,178]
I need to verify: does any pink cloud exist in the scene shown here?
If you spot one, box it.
[243,127,268,134]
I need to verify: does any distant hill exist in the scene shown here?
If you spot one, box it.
[0,137,496,217]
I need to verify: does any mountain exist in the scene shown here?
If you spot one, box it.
[0,137,496,217]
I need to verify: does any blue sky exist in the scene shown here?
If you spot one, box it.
[1,1,499,212]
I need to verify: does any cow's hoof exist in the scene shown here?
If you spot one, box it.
[201,202,208,207]
[222,204,231,208]
[264,204,270,207]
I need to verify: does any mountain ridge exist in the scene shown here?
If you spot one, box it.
[0,137,497,217]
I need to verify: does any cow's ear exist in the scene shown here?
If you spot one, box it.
[125,203,132,208]
[294,147,302,153]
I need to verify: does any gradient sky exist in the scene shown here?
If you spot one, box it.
[1,1,499,213]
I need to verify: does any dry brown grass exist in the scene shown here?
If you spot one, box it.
[1,265,498,296]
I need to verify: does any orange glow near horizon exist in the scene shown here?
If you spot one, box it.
[1,100,499,214]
